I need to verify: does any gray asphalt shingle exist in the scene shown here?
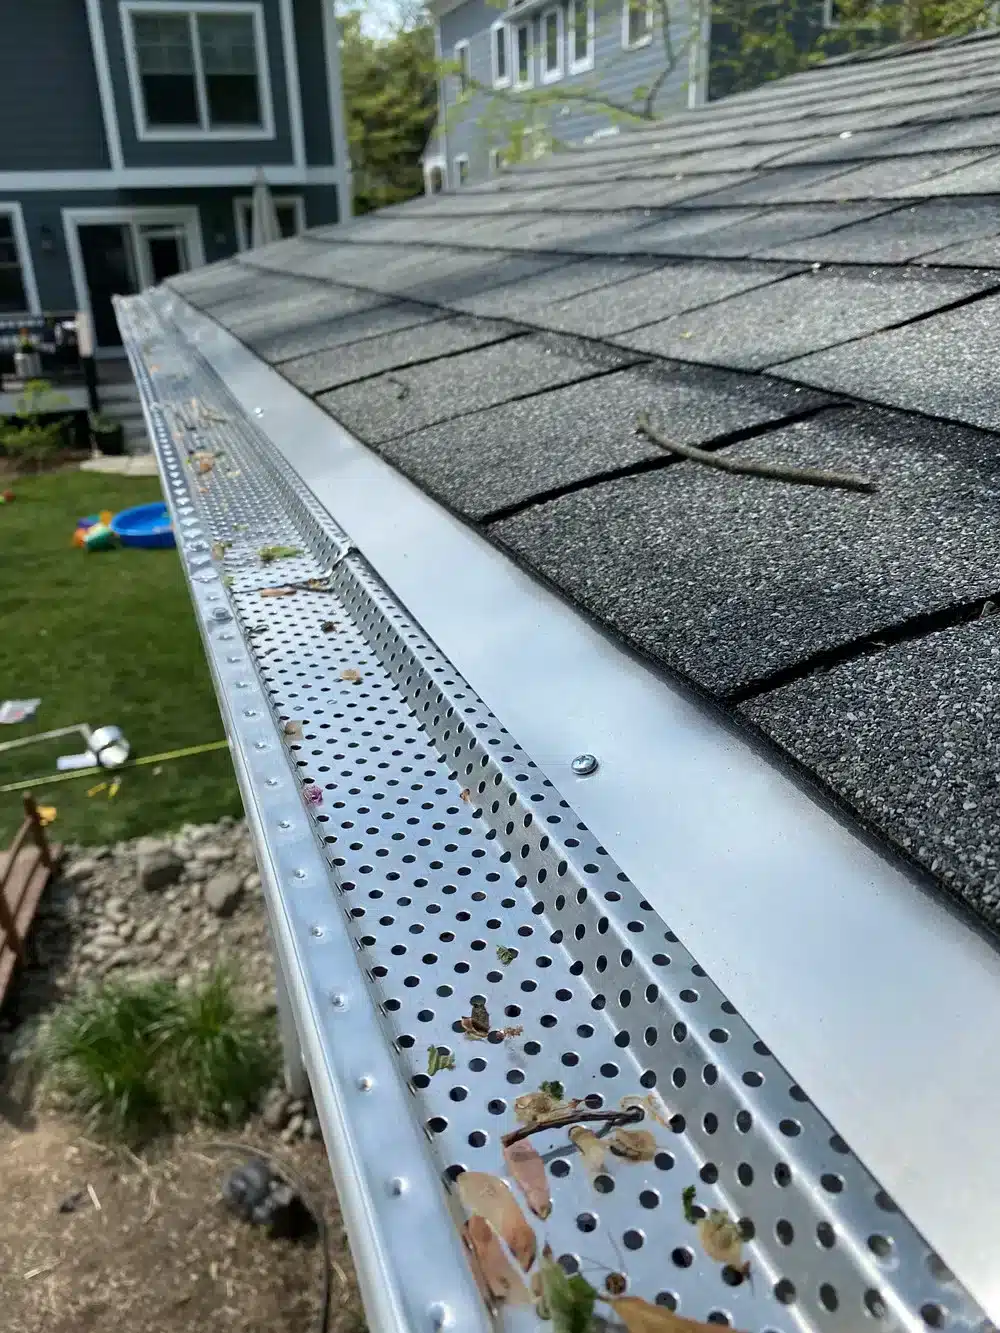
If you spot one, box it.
[757,198,1000,263]
[315,332,640,444]
[777,290,1000,428]
[491,407,1000,696]
[742,619,1000,927]
[277,314,523,394]
[614,265,997,370]
[370,362,827,520]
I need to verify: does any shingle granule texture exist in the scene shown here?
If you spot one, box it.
[741,620,1000,927]
[490,407,1000,695]
[758,198,1000,264]
[368,363,828,520]
[262,302,447,365]
[277,315,523,395]
[777,290,1000,428]
[614,265,997,370]
[315,333,640,445]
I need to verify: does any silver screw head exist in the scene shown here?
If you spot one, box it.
[571,753,599,776]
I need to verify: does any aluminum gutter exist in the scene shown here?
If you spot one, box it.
[167,287,1000,1323]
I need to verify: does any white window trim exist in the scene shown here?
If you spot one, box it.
[489,146,506,173]
[233,193,305,251]
[61,206,206,350]
[621,0,654,49]
[514,20,534,89]
[453,153,470,187]
[490,20,510,88]
[540,7,564,83]
[567,0,595,74]
[422,156,447,195]
[120,1,276,142]
[0,202,41,314]
[821,0,840,27]
[453,38,471,99]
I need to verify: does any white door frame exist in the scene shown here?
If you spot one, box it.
[62,205,206,352]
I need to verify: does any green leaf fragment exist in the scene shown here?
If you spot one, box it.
[427,1045,455,1076]
[539,1080,564,1100]
[538,1253,598,1333]
[258,544,303,563]
[496,945,518,965]
[682,1183,698,1224]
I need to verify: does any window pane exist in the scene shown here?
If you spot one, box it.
[277,203,299,239]
[0,213,27,313]
[458,159,469,186]
[545,14,558,69]
[517,25,529,79]
[198,13,257,73]
[628,0,648,43]
[141,74,200,125]
[133,13,194,73]
[494,26,507,79]
[574,3,589,61]
[198,12,261,126]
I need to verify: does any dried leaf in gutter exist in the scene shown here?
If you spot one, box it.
[569,1125,608,1179]
[620,1091,670,1128]
[260,586,297,598]
[303,783,323,807]
[195,453,215,474]
[697,1209,744,1267]
[513,1089,579,1128]
[496,946,518,965]
[455,1172,536,1271]
[258,544,302,563]
[498,1025,524,1038]
[605,1273,627,1297]
[341,668,362,684]
[427,1045,455,1077]
[462,999,490,1040]
[462,1216,532,1308]
[459,787,472,802]
[283,720,303,738]
[211,540,230,561]
[609,1128,657,1162]
[538,1250,598,1332]
[503,1137,552,1219]
[320,620,338,634]
[606,1296,743,1332]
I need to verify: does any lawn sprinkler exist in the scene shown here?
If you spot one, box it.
[0,722,131,773]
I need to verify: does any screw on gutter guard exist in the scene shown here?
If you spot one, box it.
[330,993,347,1010]
[211,607,232,624]
[387,1176,407,1197]
[571,753,599,776]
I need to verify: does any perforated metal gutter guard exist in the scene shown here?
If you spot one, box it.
[117,287,1000,1333]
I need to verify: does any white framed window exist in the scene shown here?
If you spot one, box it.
[120,2,274,141]
[541,8,563,83]
[0,203,39,314]
[514,21,533,88]
[622,0,653,48]
[453,154,470,187]
[568,0,595,72]
[453,39,471,98]
[491,20,510,87]
[489,146,507,173]
[233,194,305,251]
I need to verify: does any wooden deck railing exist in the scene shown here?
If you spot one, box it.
[0,794,58,1004]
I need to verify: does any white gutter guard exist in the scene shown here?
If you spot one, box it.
[117,289,995,1333]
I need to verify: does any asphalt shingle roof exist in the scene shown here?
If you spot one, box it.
[169,30,1000,935]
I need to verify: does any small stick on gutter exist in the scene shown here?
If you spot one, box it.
[636,413,878,495]
[501,1107,643,1148]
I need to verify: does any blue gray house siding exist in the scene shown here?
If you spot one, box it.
[0,0,110,171]
[436,0,693,185]
[295,0,336,165]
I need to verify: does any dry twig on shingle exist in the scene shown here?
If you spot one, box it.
[636,413,878,495]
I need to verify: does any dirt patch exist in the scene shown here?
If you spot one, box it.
[0,1115,367,1333]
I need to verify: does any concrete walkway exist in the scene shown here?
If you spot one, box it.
[79,453,159,477]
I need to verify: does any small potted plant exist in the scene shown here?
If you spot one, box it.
[13,328,42,381]
[89,411,125,456]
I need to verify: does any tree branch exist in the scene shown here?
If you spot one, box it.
[501,1107,643,1148]
[636,413,878,494]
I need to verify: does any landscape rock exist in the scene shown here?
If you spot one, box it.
[138,847,184,892]
[261,1087,292,1131]
[204,871,243,918]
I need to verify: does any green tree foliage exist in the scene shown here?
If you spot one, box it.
[341,3,439,213]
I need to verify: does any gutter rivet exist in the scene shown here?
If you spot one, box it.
[253,406,264,418]
[571,753,599,777]
[330,992,347,1010]
[387,1176,407,1197]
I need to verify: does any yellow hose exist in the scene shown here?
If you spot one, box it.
[0,739,230,794]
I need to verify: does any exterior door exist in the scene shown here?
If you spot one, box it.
[77,224,140,349]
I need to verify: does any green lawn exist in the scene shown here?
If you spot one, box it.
[0,470,242,846]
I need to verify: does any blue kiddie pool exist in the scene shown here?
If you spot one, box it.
[110,501,176,550]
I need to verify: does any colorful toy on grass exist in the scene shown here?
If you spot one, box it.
[72,510,117,551]
[0,490,14,504]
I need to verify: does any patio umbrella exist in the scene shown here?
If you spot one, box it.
[250,168,282,249]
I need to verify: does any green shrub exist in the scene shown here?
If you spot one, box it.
[39,968,279,1144]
